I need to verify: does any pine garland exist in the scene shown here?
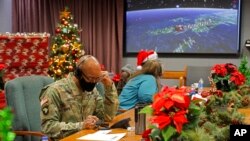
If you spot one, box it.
[0,107,15,141]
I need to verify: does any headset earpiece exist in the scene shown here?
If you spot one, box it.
[74,66,82,78]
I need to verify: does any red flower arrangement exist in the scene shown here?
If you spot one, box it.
[211,63,245,91]
[140,86,200,141]
[112,73,120,82]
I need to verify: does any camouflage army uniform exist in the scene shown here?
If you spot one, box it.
[40,73,119,140]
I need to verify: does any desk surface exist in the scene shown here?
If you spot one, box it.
[60,109,142,141]
[60,107,250,141]
[238,108,250,124]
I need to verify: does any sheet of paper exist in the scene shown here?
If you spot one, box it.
[94,130,112,135]
[77,131,126,141]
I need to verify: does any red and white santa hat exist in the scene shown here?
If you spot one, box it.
[136,50,158,70]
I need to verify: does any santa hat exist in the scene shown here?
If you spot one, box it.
[137,50,158,70]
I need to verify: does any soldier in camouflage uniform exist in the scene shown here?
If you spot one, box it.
[40,55,119,140]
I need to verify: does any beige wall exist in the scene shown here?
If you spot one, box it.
[0,0,12,32]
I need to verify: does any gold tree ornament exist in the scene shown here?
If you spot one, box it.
[54,58,59,63]
[52,44,57,50]
[55,69,62,76]
[59,55,66,62]
[72,42,81,50]
[61,44,69,53]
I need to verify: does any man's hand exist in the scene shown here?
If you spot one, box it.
[83,115,99,129]
[101,71,113,87]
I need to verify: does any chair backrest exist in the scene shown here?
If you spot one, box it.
[186,66,212,87]
[161,67,187,87]
[4,75,54,141]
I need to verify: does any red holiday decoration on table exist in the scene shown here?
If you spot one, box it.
[140,86,200,141]
[211,63,246,91]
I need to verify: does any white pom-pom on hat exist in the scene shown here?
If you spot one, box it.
[136,50,158,70]
[136,65,142,70]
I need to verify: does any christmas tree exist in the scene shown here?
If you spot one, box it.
[239,55,250,85]
[48,7,83,80]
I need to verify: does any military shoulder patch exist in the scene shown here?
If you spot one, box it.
[42,105,49,115]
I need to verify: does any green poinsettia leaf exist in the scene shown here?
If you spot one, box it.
[161,125,176,141]
[150,128,162,141]
[188,102,201,115]
[139,105,153,115]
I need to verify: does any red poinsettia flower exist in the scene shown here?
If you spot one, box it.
[151,110,188,133]
[211,64,227,77]
[230,71,245,86]
[152,95,168,114]
[211,63,246,91]
[225,63,237,73]
[112,73,120,82]
[174,94,190,110]
[142,129,152,141]
[140,86,200,141]
[152,86,190,114]
[151,113,171,129]
[172,110,188,133]
[149,86,190,134]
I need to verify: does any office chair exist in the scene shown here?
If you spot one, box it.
[4,75,54,141]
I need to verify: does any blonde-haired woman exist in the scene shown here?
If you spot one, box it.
[118,60,162,110]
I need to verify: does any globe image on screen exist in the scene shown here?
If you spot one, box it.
[126,8,239,54]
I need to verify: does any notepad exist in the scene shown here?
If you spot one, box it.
[77,130,126,141]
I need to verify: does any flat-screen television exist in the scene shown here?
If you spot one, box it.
[124,0,242,57]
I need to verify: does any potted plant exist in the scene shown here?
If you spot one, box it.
[211,63,245,92]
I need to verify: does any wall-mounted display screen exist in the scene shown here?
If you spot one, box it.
[124,0,242,57]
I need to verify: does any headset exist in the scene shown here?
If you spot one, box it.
[74,55,93,79]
